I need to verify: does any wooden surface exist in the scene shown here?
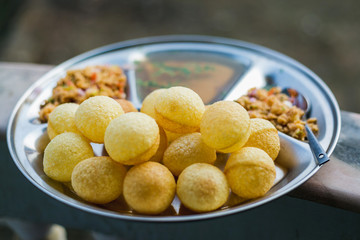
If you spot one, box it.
[290,111,360,212]
[0,62,53,139]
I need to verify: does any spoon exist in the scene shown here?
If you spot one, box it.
[282,88,330,165]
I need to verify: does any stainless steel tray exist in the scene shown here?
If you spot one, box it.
[7,35,341,222]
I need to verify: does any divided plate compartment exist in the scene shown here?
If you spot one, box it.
[7,35,341,222]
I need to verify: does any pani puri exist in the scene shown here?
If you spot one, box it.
[200,101,250,153]
[104,112,160,165]
[224,147,276,199]
[149,126,167,163]
[123,162,176,215]
[75,96,124,143]
[71,156,127,204]
[116,99,138,113]
[177,163,229,212]
[164,130,184,144]
[140,88,166,119]
[43,132,94,182]
[154,86,205,134]
[46,123,56,140]
[47,103,81,140]
[244,118,280,160]
[163,133,216,176]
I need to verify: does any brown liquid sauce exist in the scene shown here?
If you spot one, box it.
[135,52,246,104]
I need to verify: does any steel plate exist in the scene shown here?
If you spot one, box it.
[7,35,341,222]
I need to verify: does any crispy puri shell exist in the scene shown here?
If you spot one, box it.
[224,147,276,199]
[200,101,250,151]
[116,99,138,113]
[155,109,200,133]
[163,133,216,176]
[243,118,280,160]
[75,96,124,143]
[43,132,94,182]
[48,103,80,139]
[71,156,127,204]
[104,112,160,165]
[177,163,229,212]
[140,89,166,119]
[47,121,57,140]
[121,134,160,165]
[154,87,205,134]
[123,162,176,215]
[148,126,167,163]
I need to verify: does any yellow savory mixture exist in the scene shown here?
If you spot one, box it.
[39,65,127,122]
[235,87,318,141]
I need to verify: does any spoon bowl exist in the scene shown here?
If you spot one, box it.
[281,88,310,116]
[281,87,330,165]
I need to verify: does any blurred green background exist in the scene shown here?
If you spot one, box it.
[1,0,359,113]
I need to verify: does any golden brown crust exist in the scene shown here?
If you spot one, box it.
[154,87,205,134]
[224,147,276,199]
[123,162,176,215]
[155,108,199,133]
[200,101,250,151]
[71,156,127,204]
[43,132,94,182]
[104,112,160,165]
[163,133,216,176]
[177,163,229,212]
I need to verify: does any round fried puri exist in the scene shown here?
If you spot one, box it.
[244,118,280,160]
[163,133,217,176]
[154,86,205,134]
[116,99,138,113]
[149,126,168,163]
[177,163,229,212]
[46,123,56,140]
[75,96,124,143]
[164,130,184,144]
[71,156,127,204]
[224,147,276,199]
[43,132,94,182]
[140,88,166,119]
[123,162,176,215]
[104,112,160,165]
[47,103,81,140]
[200,101,250,153]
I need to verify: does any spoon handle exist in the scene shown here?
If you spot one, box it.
[305,124,330,165]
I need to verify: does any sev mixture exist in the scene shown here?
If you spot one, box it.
[39,65,127,122]
[235,87,318,141]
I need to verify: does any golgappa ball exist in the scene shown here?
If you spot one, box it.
[243,118,280,160]
[43,132,94,182]
[116,99,138,113]
[47,103,81,140]
[75,96,124,143]
[140,89,166,119]
[177,163,229,212]
[224,147,276,199]
[154,86,205,134]
[71,156,127,204]
[163,132,216,176]
[123,161,176,215]
[200,101,250,153]
[104,112,160,165]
